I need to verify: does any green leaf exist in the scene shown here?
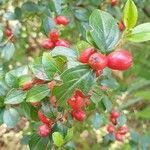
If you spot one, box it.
[0,30,3,41]
[42,17,55,35]
[26,84,50,102]
[91,113,103,129]
[42,52,62,79]
[52,132,65,147]
[0,80,9,96]
[53,65,95,107]
[29,133,49,150]
[30,58,49,80]
[76,41,91,54]
[136,107,150,119]
[65,128,73,141]
[1,42,15,61]
[22,2,39,13]
[5,89,26,104]
[53,0,62,15]
[134,90,150,100]
[117,114,127,126]
[102,96,112,112]
[3,108,19,128]
[123,0,138,29]
[126,23,150,42]
[89,9,119,53]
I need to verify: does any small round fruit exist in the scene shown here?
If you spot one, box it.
[41,39,55,49]
[71,110,86,121]
[55,16,69,26]
[38,111,52,125]
[89,53,107,70]
[5,28,13,37]
[115,132,123,141]
[110,111,120,118]
[118,21,125,32]
[74,90,86,99]
[79,47,96,63]
[49,30,59,42]
[118,126,128,135]
[107,124,115,133]
[55,39,70,47]
[107,50,132,71]
[38,124,51,137]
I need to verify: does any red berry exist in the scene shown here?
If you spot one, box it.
[110,117,117,124]
[41,39,55,49]
[55,39,70,47]
[118,126,128,135]
[31,102,41,107]
[111,0,118,6]
[33,78,45,85]
[55,16,69,26]
[5,28,13,37]
[49,30,59,42]
[107,50,132,71]
[118,21,125,32]
[38,124,51,137]
[79,47,96,63]
[110,111,120,118]
[89,53,107,70]
[71,109,86,121]
[38,111,52,126]
[107,124,115,133]
[22,81,33,91]
[74,90,86,99]
[48,81,56,91]
[115,132,123,141]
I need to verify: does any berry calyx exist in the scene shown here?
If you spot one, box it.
[115,132,123,141]
[89,53,107,70]
[38,111,52,126]
[71,109,86,121]
[79,47,96,63]
[118,21,126,32]
[55,16,69,26]
[49,30,59,42]
[107,124,115,133]
[41,39,55,49]
[118,126,128,135]
[38,124,51,137]
[111,0,118,6]
[55,39,70,47]
[107,50,133,71]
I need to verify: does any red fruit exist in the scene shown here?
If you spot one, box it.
[118,126,128,135]
[118,21,125,32]
[55,39,70,47]
[38,124,51,137]
[110,117,117,124]
[22,81,33,91]
[111,0,118,6]
[33,78,45,85]
[74,90,86,99]
[48,81,56,91]
[55,16,69,26]
[41,39,55,49]
[5,28,13,37]
[115,132,123,141]
[89,53,107,70]
[107,50,133,71]
[31,102,41,107]
[38,111,52,125]
[49,30,59,42]
[71,109,86,121]
[107,124,115,133]
[79,47,96,63]
[110,111,120,118]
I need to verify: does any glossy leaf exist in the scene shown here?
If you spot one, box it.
[89,9,120,53]
[126,23,150,42]
[52,132,65,147]
[3,108,19,128]
[5,89,26,104]
[123,0,138,29]
[53,65,95,107]
[26,84,50,102]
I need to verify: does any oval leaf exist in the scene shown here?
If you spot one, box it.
[89,9,120,53]
[52,132,64,147]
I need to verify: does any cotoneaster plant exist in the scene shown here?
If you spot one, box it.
[0,0,150,149]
